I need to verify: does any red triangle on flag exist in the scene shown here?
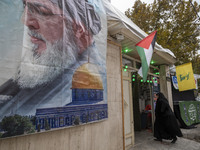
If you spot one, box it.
[136,31,157,49]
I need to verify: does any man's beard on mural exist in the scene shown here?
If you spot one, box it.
[15,26,78,89]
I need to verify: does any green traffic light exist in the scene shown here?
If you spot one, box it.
[132,78,135,81]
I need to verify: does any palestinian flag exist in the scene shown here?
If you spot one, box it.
[136,31,157,82]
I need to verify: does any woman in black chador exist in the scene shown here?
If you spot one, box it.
[154,92,183,143]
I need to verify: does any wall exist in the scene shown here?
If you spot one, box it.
[0,41,123,150]
[160,65,173,110]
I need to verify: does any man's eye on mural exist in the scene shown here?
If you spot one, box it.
[23,1,63,20]
[22,0,26,7]
[26,3,55,17]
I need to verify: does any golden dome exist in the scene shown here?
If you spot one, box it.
[71,63,103,89]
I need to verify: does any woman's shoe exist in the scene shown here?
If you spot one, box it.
[171,137,177,143]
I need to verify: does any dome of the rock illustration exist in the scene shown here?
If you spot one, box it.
[71,63,103,90]
[68,63,104,105]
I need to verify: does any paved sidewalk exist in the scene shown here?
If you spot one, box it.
[181,124,200,142]
[129,124,200,150]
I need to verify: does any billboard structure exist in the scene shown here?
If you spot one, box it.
[0,0,107,137]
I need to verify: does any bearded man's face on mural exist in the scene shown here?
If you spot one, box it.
[17,0,92,88]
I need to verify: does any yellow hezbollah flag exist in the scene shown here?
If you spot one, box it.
[176,62,196,91]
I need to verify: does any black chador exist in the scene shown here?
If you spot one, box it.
[154,92,183,143]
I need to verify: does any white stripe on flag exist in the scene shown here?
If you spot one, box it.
[138,44,154,77]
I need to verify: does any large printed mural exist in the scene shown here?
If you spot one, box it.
[0,0,107,138]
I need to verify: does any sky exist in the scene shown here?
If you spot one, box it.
[111,0,153,13]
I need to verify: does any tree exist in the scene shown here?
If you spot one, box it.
[125,0,200,73]
[0,115,35,138]
[125,0,152,32]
